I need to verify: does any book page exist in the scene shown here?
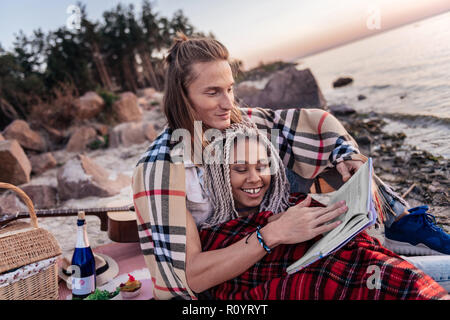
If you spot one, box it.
[287,159,373,274]
[306,159,371,247]
[327,159,371,224]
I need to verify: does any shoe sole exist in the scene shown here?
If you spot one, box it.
[383,238,446,256]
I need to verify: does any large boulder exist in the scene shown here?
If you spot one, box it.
[29,152,57,175]
[40,123,67,149]
[0,140,31,185]
[21,184,57,209]
[112,92,142,123]
[72,91,105,120]
[109,122,157,148]
[2,120,46,152]
[57,154,131,201]
[0,190,28,215]
[66,126,98,152]
[234,66,327,110]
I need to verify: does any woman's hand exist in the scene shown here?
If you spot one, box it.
[336,159,364,182]
[262,195,347,247]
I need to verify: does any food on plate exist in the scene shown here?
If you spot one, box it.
[119,274,142,298]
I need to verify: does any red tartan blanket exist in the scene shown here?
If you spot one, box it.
[199,194,449,300]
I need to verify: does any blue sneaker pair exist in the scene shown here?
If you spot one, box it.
[384,206,450,255]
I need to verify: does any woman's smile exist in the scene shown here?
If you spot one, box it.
[240,186,263,197]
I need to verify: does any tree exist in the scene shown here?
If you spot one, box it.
[137,0,162,90]
[0,30,48,126]
[0,0,215,130]
[0,50,22,128]
[101,3,141,92]
[77,2,115,92]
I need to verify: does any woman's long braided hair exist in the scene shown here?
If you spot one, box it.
[200,121,291,229]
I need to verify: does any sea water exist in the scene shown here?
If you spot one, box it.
[296,11,450,158]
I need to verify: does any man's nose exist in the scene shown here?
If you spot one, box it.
[220,91,234,110]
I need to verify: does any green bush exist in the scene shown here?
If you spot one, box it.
[96,87,119,109]
[87,134,109,150]
[95,87,120,125]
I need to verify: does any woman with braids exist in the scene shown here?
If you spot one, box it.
[131,32,450,299]
[196,121,448,299]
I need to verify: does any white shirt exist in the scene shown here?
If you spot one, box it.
[184,161,214,228]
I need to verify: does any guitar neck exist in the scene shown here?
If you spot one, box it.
[16,205,133,219]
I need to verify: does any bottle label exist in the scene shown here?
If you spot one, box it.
[72,275,95,295]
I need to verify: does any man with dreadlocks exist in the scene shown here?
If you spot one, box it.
[191,121,449,300]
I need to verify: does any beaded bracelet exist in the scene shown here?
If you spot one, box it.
[255,226,271,254]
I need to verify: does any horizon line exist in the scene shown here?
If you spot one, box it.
[287,9,449,64]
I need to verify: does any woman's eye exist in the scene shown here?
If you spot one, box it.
[206,91,217,96]
[257,164,268,171]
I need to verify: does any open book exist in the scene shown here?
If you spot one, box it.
[286,158,377,274]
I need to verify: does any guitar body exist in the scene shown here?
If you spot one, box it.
[107,210,139,243]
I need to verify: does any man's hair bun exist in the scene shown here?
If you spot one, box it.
[174,31,188,42]
[165,31,188,65]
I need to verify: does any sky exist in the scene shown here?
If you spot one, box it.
[0,0,449,69]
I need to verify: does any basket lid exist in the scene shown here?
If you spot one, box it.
[0,225,61,274]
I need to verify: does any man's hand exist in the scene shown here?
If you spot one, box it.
[336,160,364,182]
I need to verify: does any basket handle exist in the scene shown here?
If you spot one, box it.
[0,182,38,228]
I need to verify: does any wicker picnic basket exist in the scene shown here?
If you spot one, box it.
[0,182,61,300]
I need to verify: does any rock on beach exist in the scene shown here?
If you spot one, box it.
[112,92,142,123]
[332,77,353,88]
[0,139,31,185]
[57,154,131,201]
[235,66,327,110]
[2,119,46,152]
[72,91,105,120]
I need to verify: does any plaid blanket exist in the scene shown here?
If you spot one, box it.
[199,194,449,300]
[132,107,374,299]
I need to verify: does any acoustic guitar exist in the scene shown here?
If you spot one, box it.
[105,199,139,243]
[0,204,139,243]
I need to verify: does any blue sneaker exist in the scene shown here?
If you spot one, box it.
[384,206,450,255]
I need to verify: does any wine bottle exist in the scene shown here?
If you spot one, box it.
[71,211,96,299]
